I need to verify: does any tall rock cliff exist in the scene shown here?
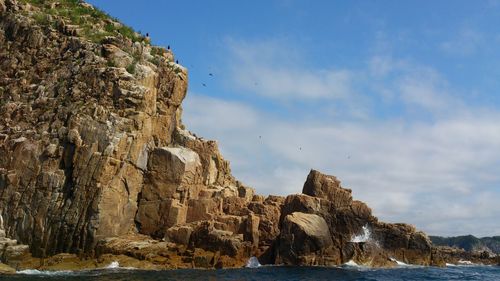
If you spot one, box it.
[0,0,244,259]
[1,0,497,270]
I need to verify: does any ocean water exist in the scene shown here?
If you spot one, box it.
[2,265,500,281]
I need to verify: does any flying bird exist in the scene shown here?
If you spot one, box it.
[209,73,213,77]
[202,83,206,87]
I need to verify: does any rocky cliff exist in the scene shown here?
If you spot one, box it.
[0,0,497,272]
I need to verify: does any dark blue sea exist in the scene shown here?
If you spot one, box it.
[1,265,500,281]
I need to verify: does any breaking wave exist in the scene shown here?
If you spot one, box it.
[105,261,120,269]
[350,225,372,243]
[389,257,411,266]
[342,260,360,267]
[17,269,74,275]
[246,256,261,268]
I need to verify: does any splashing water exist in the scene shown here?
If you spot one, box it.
[350,225,371,243]
[390,257,410,266]
[343,260,360,267]
[245,256,261,268]
[106,261,120,269]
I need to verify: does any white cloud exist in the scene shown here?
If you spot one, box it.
[183,94,259,130]
[182,38,500,237]
[184,91,500,236]
[440,28,484,56]
[225,39,356,101]
[368,56,465,115]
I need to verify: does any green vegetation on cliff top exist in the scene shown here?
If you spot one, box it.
[19,0,145,43]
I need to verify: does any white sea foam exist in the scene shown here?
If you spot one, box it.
[245,256,261,268]
[17,269,73,275]
[458,260,475,265]
[343,260,360,267]
[350,225,371,243]
[446,263,457,267]
[389,257,411,266]
[105,261,120,269]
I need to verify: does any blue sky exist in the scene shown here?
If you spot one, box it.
[88,0,500,237]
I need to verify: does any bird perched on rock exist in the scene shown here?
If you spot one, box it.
[176,60,179,64]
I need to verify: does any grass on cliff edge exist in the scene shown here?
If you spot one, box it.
[20,0,145,44]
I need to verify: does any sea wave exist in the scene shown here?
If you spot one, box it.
[342,260,361,267]
[16,261,137,276]
[245,256,262,268]
[350,225,371,243]
[389,257,411,267]
[105,261,120,269]
[17,269,75,275]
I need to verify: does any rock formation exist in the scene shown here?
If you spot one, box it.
[0,0,496,271]
[274,170,434,267]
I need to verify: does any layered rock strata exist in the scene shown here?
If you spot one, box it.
[0,0,496,271]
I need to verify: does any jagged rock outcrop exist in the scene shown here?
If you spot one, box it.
[0,0,495,271]
[275,169,433,267]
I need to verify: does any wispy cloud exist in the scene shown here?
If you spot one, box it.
[184,94,500,236]
[225,39,356,101]
[440,28,484,56]
[183,38,500,237]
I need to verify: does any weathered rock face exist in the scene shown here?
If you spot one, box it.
[277,212,336,265]
[275,169,434,267]
[371,222,433,265]
[302,169,352,207]
[0,0,489,270]
[0,0,257,260]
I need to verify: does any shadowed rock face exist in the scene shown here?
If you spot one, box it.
[275,169,434,267]
[0,0,494,270]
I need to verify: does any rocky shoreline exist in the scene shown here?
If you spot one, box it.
[0,0,498,274]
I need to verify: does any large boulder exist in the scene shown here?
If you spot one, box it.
[302,169,352,208]
[145,146,203,198]
[136,147,202,237]
[372,222,433,265]
[276,212,337,265]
